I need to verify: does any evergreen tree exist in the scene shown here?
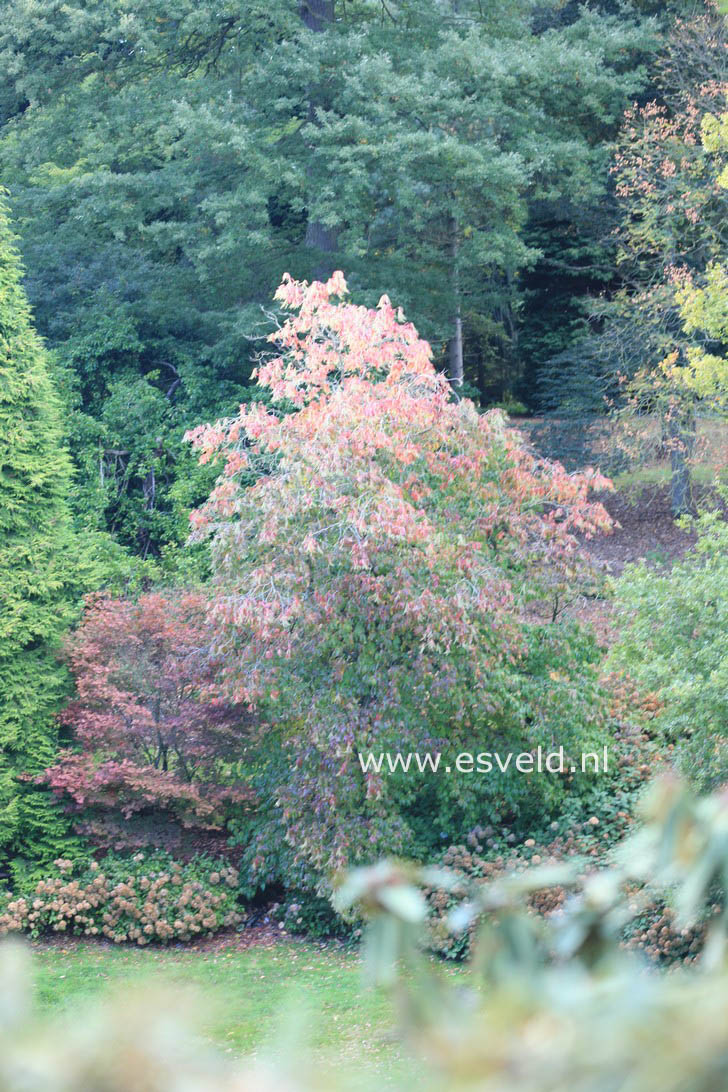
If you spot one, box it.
[0,194,77,880]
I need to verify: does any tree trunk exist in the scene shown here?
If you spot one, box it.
[300,0,334,32]
[301,0,338,278]
[305,218,339,259]
[666,404,696,517]
[448,219,464,387]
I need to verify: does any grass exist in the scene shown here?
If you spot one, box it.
[612,462,728,490]
[606,415,728,490]
[28,937,429,1084]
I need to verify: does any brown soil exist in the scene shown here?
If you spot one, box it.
[29,923,302,954]
[561,483,724,646]
[584,484,700,577]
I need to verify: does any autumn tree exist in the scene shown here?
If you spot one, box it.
[43,590,252,852]
[536,8,727,501]
[671,109,728,411]
[187,273,613,896]
[610,32,727,511]
[607,112,728,794]
[0,195,78,880]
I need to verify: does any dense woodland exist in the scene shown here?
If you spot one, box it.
[1,3,728,1086]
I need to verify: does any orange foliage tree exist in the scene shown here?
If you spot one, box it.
[187,273,613,894]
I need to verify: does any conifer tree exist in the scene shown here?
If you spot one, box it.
[0,194,77,879]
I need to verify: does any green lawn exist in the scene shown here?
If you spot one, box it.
[612,462,728,490]
[28,937,431,1085]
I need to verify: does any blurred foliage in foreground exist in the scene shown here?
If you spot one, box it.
[5,776,728,1090]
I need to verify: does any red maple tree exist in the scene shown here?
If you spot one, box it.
[43,590,252,849]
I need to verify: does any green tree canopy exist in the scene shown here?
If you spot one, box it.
[0,0,657,555]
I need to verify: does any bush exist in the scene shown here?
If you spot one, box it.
[334,779,728,1091]
[4,779,728,1091]
[272,890,356,941]
[426,721,659,960]
[611,506,728,786]
[0,851,241,945]
[624,897,720,967]
[490,396,528,416]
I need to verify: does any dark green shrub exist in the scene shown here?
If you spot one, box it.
[271,890,357,941]
[426,723,658,960]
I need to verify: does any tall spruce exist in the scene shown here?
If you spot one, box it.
[0,195,76,880]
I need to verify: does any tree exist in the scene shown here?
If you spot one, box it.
[537,8,727,508]
[671,109,728,411]
[257,0,653,389]
[43,590,252,851]
[187,273,613,895]
[610,111,728,777]
[0,0,284,557]
[0,194,78,880]
[610,48,727,513]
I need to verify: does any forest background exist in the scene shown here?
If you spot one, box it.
[3,0,721,561]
